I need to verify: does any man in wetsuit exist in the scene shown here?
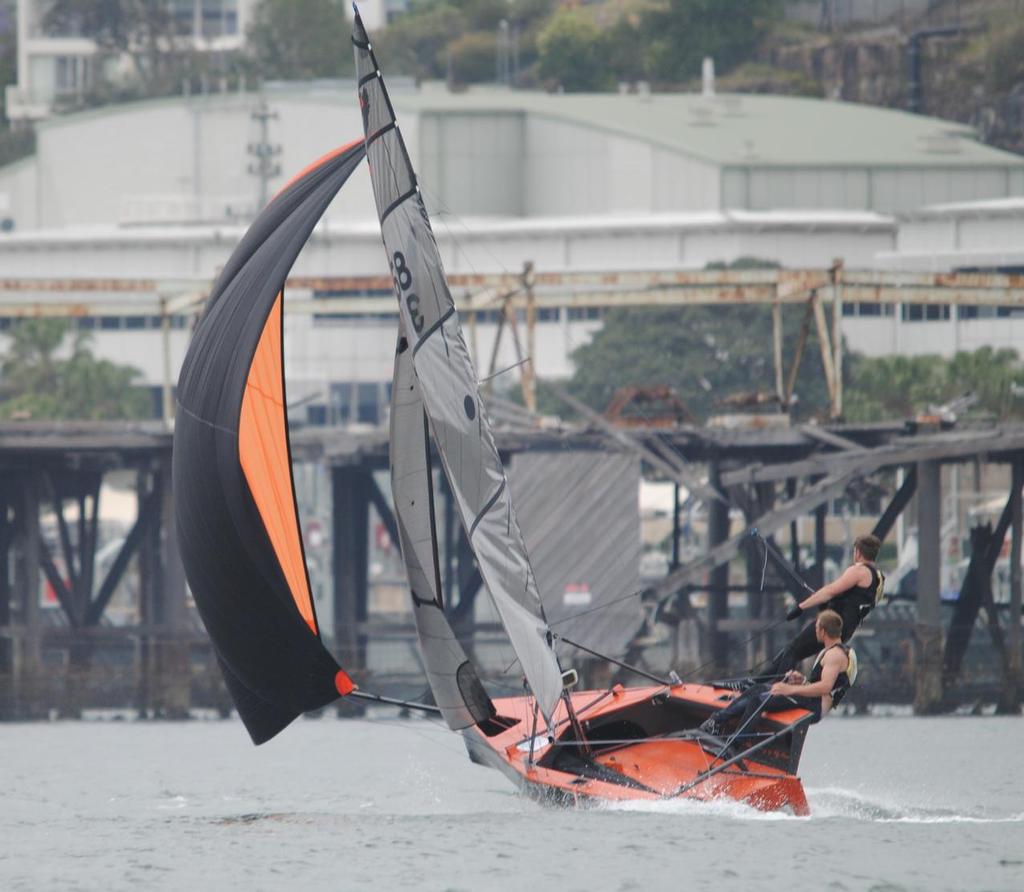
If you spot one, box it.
[767,533,884,678]
[700,609,854,737]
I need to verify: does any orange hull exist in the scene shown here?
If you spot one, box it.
[462,683,811,816]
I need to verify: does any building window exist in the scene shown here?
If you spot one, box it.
[55,56,87,96]
[902,304,950,322]
[843,302,895,318]
[313,288,397,324]
[567,307,604,321]
[329,381,387,426]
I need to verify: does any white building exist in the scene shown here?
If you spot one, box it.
[0,82,1022,419]
[5,0,256,122]
[3,82,1023,230]
[843,197,1024,358]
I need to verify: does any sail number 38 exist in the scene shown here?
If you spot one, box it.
[392,251,424,334]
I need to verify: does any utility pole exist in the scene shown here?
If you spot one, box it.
[248,99,281,211]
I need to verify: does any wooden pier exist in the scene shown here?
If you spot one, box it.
[0,417,1021,719]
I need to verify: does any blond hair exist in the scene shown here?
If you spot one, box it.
[816,609,843,639]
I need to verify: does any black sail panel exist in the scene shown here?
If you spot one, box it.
[173,140,366,744]
[353,10,563,726]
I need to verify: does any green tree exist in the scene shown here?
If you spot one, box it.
[946,346,1024,419]
[1,15,15,122]
[640,0,784,84]
[537,10,614,92]
[844,354,948,421]
[247,0,354,80]
[448,31,498,85]
[845,346,1024,422]
[551,301,833,422]
[0,318,151,420]
[603,17,646,85]
[374,3,464,80]
[537,257,839,422]
[42,0,194,98]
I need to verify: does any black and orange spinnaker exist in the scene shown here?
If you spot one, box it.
[173,139,365,744]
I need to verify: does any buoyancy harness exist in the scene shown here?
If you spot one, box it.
[828,564,886,636]
[809,642,857,707]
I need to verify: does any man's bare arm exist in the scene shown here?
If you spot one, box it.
[798,564,870,611]
[786,648,844,699]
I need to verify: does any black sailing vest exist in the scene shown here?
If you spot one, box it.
[828,563,885,638]
[809,643,856,707]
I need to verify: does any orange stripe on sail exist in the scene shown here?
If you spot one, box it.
[239,293,317,634]
[272,137,365,201]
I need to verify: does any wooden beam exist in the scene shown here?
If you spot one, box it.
[998,458,1023,714]
[785,301,813,407]
[772,299,784,404]
[831,259,844,418]
[799,424,865,453]
[543,380,726,505]
[914,460,943,714]
[707,464,730,673]
[651,468,861,599]
[523,263,537,414]
[811,291,839,418]
[38,540,78,626]
[872,465,918,541]
[46,475,79,594]
[85,486,161,626]
[719,428,1024,488]
[483,298,508,397]
[366,474,400,559]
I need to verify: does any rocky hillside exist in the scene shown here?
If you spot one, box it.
[757,1,1024,154]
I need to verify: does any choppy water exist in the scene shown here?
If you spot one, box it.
[2,714,1022,891]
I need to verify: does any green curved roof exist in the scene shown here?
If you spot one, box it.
[14,84,1024,173]
[403,88,1023,169]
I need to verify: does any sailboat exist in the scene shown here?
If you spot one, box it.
[171,9,816,814]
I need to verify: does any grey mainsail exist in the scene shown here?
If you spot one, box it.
[353,8,564,725]
[389,322,495,730]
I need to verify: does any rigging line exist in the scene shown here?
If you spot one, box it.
[548,587,647,627]
[478,356,532,385]
[759,535,769,592]
[553,634,676,687]
[415,181,518,284]
[671,613,793,686]
[752,527,815,594]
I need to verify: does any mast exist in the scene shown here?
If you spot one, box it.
[389,321,498,730]
[352,7,565,729]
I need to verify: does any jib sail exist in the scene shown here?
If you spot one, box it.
[353,8,563,727]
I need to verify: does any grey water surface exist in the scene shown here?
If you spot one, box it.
[2,714,1022,891]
